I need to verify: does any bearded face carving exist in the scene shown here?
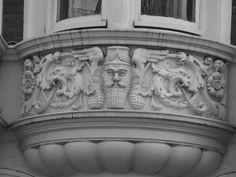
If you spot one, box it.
[104,65,130,89]
[102,47,131,109]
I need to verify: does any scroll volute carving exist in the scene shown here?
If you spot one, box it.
[21,46,227,121]
[132,48,226,120]
[21,47,104,116]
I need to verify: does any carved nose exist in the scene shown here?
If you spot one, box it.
[113,72,120,81]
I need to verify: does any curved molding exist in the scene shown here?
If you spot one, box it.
[10,111,234,152]
[9,111,234,177]
[215,172,236,177]
[14,29,236,62]
[0,168,34,177]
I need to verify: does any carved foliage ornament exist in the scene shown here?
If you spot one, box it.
[22,46,227,120]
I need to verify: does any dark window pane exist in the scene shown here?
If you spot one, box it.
[141,0,195,22]
[187,0,195,21]
[231,0,236,45]
[57,0,101,21]
[2,0,24,44]
[58,0,69,20]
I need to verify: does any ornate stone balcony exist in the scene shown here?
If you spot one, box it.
[10,30,236,177]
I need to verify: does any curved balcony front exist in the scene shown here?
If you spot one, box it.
[10,29,236,177]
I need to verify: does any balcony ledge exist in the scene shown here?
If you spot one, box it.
[10,110,234,152]
[11,29,236,62]
[10,111,234,177]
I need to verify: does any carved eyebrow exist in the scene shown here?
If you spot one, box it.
[117,68,128,71]
[114,66,129,70]
[105,67,117,71]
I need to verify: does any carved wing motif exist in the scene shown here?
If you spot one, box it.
[132,48,222,116]
[72,47,105,109]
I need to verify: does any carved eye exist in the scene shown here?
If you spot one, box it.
[118,69,127,77]
[106,69,114,77]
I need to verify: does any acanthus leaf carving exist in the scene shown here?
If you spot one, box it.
[21,47,104,115]
[132,48,226,119]
[72,47,105,109]
[21,46,227,121]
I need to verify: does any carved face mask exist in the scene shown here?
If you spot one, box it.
[103,64,131,89]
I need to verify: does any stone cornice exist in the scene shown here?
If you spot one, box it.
[9,29,236,62]
[10,111,234,153]
[10,110,234,131]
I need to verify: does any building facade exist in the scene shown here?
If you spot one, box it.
[0,0,236,177]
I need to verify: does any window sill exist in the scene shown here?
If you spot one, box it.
[52,15,107,32]
[134,15,201,36]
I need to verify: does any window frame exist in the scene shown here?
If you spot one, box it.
[133,0,201,35]
[0,0,2,35]
[22,0,232,44]
[46,0,107,33]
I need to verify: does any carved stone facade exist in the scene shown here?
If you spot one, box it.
[0,28,235,177]
[21,46,227,120]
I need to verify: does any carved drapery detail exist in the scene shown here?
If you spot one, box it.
[21,46,227,120]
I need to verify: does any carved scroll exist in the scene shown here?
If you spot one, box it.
[21,47,104,115]
[132,48,226,120]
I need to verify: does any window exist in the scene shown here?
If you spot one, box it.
[141,0,195,22]
[57,0,102,21]
[51,0,106,32]
[231,0,236,45]
[134,0,200,35]
[23,0,232,44]
[2,0,23,44]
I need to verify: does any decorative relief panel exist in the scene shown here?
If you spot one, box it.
[21,46,227,120]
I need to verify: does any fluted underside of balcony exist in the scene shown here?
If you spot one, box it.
[10,111,233,177]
